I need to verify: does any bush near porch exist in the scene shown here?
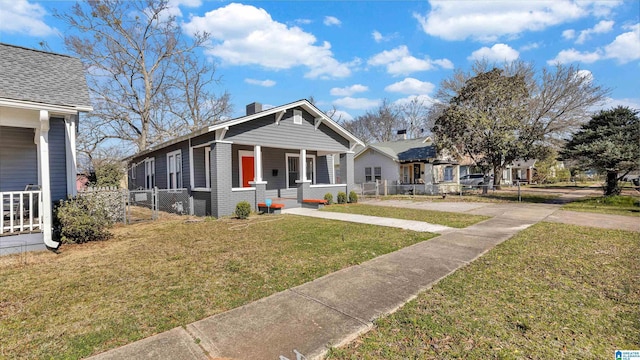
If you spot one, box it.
[0,215,435,359]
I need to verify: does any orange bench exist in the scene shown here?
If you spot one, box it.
[302,199,328,209]
[258,202,285,214]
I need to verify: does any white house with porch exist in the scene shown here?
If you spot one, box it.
[0,43,92,253]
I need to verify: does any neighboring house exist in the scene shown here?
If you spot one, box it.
[510,159,537,184]
[126,100,364,217]
[0,43,92,252]
[354,137,460,187]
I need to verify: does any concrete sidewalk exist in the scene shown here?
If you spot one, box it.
[88,204,558,360]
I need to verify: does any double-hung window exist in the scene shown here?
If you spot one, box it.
[167,150,182,190]
[144,158,155,189]
[365,167,382,182]
[365,167,372,182]
[374,167,382,181]
[444,166,454,182]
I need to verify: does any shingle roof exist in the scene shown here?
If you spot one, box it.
[361,137,437,162]
[0,43,91,109]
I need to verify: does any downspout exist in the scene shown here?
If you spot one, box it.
[38,110,60,249]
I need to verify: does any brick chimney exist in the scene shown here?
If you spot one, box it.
[246,102,262,116]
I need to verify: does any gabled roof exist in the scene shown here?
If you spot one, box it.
[0,43,92,111]
[355,137,436,162]
[127,99,364,159]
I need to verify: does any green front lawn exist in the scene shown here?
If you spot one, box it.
[321,203,489,228]
[327,222,640,359]
[0,215,435,359]
[562,195,640,217]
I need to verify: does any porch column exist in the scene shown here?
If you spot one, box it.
[37,110,58,249]
[296,148,311,203]
[340,152,355,194]
[299,148,307,182]
[210,141,232,218]
[254,145,263,182]
[64,115,78,196]
[250,145,267,209]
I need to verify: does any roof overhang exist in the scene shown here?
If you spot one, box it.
[354,145,399,162]
[127,99,365,161]
[0,98,93,115]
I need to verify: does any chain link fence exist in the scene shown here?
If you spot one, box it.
[157,189,191,216]
[359,182,503,198]
[128,188,158,223]
[78,187,127,223]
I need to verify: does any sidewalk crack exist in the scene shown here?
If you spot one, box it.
[288,288,371,327]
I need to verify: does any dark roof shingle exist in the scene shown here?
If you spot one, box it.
[0,43,91,109]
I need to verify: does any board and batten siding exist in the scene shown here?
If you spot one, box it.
[0,126,38,192]
[225,108,349,152]
[354,149,399,184]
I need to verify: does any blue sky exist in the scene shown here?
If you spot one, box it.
[1,0,639,121]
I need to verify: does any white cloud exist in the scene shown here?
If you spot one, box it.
[562,29,576,40]
[576,69,594,82]
[549,23,640,65]
[372,30,395,42]
[244,78,276,87]
[393,94,438,108]
[295,18,312,25]
[333,97,380,110]
[368,45,453,75]
[576,20,614,44]
[548,48,602,64]
[601,97,640,110]
[413,1,623,42]
[324,16,341,26]
[468,43,520,62]
[604,23,640,63]
[328,109,354,122]
[183,3,351,79]
[0,0,56,36]
[385,78,435,95]
[330,84,369,96]
[520,42,541,51]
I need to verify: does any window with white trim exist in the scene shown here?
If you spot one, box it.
[205,146,211,189]
[131,163,136,179]
[285,153,315,188]
[365,167,382,182]
[144,158,155,189]
[374,167,382,181]
[293,109,302,124]
[444,166,454,182]
[167,150,182,190]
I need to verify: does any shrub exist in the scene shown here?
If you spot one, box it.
[348,191,358,203]
[53,196,112,244]
[337,191,347,204]
[323,193,334,205]
[235,201,251,219]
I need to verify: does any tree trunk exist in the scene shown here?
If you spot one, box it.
[605,171,621,196]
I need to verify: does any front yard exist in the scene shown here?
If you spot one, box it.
[327,222,640,359]
[0,215,435,359]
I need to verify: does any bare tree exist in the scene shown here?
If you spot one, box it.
[55,0,231,152]
[432,60,609,148]
[399,97,432,139]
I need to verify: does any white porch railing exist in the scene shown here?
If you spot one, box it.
[1,191,43,234]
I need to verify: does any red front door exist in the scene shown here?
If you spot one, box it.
[241,156,255,187]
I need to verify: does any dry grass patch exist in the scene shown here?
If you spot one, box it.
[327,223,640,359]
[0,215,434,359]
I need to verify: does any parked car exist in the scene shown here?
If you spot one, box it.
[460,174,488,187]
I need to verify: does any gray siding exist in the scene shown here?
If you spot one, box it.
[316,156,330,184]
[128,140,190,190]
[230,189,256,211]
[0,126,38,192]
[192,147,207,188]
[225,108,349,151]
[49,118,68,202]
[354,150,399,184]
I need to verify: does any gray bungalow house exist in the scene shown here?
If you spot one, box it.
[354,136,460,194]
[127,100,364,217]
[0,43,92,252]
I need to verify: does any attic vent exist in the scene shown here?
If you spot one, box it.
[293,110,302,124]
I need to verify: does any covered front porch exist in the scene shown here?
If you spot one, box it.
[189,142,355,217]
